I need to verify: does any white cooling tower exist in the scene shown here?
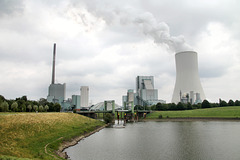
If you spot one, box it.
[172,51,205,104]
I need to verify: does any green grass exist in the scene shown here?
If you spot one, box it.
[0,112,105,160]
[147,106,240,119]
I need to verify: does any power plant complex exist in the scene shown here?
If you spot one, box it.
[46,43,89,110]
[172,51,205,104]
[46,43,205,110]
[122,76,166,108]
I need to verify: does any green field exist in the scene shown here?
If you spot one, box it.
[0,112,105,160]
[147,106,240,119]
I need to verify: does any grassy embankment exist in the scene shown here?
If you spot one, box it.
[147,106,240,119]
[0,112,105,160]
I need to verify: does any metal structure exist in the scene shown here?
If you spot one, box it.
[172,51,205,104]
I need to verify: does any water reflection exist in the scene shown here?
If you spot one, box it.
[66,121,240,160]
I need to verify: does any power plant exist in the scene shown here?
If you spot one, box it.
[47,43,66,104]
[122,76,166,107]
[172,51,205,104]
[46,43,206,109]
[46,43,89,110]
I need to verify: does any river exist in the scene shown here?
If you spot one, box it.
[66,121,240,160]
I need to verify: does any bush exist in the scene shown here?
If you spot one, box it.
[158,115,163,119]
[202,100,211,108]
[103,113,114,124]
[219,99,228,107]
[228,99,235,106]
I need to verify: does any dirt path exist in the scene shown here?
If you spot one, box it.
[44,137,63,159]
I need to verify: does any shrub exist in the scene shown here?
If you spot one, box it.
[158,115,163,119]
[103,113,114,124]
[202,100,211,108]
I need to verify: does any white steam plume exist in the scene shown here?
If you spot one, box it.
[69,2,193,52]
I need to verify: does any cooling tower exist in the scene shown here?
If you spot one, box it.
[172,51,205,104]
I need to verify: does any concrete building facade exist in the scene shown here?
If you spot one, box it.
[136,76,159,106]
[72,95,81,109]
[47,83,66,103]
[80,86,89,108]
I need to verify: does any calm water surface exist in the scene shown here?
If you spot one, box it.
[66,121,240,160]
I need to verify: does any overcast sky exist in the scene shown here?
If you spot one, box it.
[0,0,240,105]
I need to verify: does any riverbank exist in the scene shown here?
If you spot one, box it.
[0,112,105,160]
[146,106,240,119]
[142,117,240,122]
[57,124,108,159]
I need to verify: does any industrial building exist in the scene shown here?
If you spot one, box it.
[80,86,89,108]
[72,95,81,109]
[46,43,90,111]
[122,76,165,107]
[47,43,66,104]
[136,76,165,106]
[172,51,206,104]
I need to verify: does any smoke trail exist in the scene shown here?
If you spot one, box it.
[68,2,193,52]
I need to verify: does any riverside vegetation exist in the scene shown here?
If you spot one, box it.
[0,113,105,160]
[147,106,240,119]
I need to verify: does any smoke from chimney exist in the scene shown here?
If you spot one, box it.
[51,43,56,84]
[67,4,193,53]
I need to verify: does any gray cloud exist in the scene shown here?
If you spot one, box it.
[0,0,240,103]
[0,0,24,16]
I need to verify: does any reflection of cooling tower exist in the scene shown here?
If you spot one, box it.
[172,51,205,104]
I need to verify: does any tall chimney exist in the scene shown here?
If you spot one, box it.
[51,43,56,84]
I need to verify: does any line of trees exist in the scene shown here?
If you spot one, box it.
[135,99,240,111]
[0,95,61,112]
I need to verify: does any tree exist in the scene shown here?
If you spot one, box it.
[27,104,32,112]
[201,100,211,108]
[39,105,44,112]
[44,105,49,112]
[151,105,156,110]
[0,95,5,103]
[39,98,47,106]
[33,105,38,112]
[103,113,114,124]
[21,96,27,101]
[21,104,26,112]
[11,102,18,112]
[168,103,177,110]
[53,103,61,112]
[219,99,228,107]
[134,105,144,110]
[1,101,9,112]
[235,100,240,106]
[192,103,201,109]
[177,102,185,110]
[187,103,192,110]
[228,99,235,106]
[156,103,168,111]
[0,105,3,112]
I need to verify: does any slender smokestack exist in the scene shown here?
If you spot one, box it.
[51,43,56,84]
